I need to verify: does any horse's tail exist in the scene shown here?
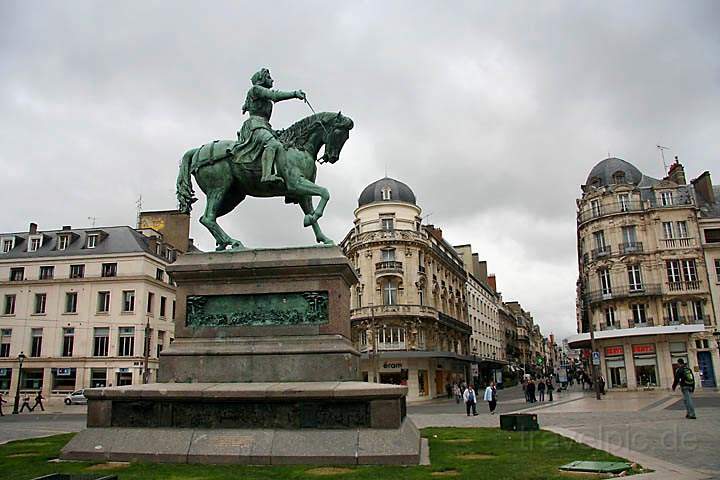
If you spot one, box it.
[177,148,198,214]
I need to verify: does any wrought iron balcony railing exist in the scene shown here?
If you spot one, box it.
[619,242,644,254]
[666,280,701,292]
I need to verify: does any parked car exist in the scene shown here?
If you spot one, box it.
[64,389,87,405]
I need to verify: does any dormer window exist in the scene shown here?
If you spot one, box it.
[58,235,69,251]
[28,236,43,252]
[86,234,98,249]
[381,186,392,200]
[660,191,673,207]
[612,171,626,184]
[1,238,14,254]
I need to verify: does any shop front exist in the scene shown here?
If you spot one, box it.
[604,345,627,388]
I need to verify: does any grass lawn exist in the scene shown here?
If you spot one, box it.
[1,428,644,479]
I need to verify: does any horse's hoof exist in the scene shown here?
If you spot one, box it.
[229,242,247,251]
[303,214,314,227]
[215,245,227,252]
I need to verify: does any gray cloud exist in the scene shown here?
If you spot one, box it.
[1,0,718,340]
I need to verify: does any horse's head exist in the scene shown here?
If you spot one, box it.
[320,111,354,164]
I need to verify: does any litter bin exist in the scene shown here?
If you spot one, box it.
[499,413,539,431]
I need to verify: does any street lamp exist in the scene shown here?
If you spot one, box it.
[12,351,26,414]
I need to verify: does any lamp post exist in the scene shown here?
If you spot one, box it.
[12,351,26,414]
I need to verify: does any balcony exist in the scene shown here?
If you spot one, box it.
[660,237,696,249]
[577,201,644,224]
[666,280,701,292]
[350,304,437,320]
[591,245,612,260]
[628,318,655,328]
[664,315,711,327]
[584,283,662,304]
[375,261,403,277]
[618,242,644,254]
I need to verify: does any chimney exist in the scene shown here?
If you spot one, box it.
[487,274,497,291]
[667,156,686,185]
[477,261,488,282]
[62,225,72,231]
[691,171,715,204]
[29,222,37,234]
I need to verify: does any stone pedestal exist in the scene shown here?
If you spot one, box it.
[62,247,421,465]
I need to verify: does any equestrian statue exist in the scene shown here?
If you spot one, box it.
[176,68,354,251]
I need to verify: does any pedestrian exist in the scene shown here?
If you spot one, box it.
[446,382,452,399]
[546,378,554,401]
[537,378,546,401]
[527,379,536,403]
[0,392,7,416]
[522,379,529,403]
[19,394,32,413]
[463,384,478,416]
[672,358,696,419]
[453,383,462,404]
[598,375,606,395]
[484,381,497,414]
[31,392,45,412]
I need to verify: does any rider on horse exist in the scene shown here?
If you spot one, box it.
[235,68,306,183]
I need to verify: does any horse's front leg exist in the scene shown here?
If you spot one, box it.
[299,196,334,245]
[288,177,330,227]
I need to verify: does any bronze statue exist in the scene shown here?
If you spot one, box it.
[176,68,354,251]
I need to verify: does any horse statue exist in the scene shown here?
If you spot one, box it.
[176,111,354,251]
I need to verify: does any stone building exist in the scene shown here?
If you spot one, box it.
[570,157,720,390]
[340,177,472,401]
[0,214,188,398]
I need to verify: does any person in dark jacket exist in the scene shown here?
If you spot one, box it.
[527,379,536,403]
[546,378,554,401]
[31,392,45,412]
[672,358,696,419]
[537,379,546,401]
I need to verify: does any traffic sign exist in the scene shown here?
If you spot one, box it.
[592,351,601,365]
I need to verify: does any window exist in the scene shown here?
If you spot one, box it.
[383,280,398,305]
[28,236,42,252]
[599,268,612,295]
[34,293,47,314]
[30,328,43,357]
[612,171,626,184]
[93,327,109,356]
[160,296,167,318]
[2,238,14,253]
[662,222,674,239]
[0,329,11,357]
[378,327,405,349]
[660,191,673,206]
[86,234,98,248]
[715,259,720,282]
[618,194,630,212]
[97,291,111,313]
[4,295,16,315]
[10,267,24,281]
[419,288,424,306]
[157,331,165,358]
[590,199,601,217]
[147,292,154,314]
[381,186,392,200]
[122,290,135,312]
[627,265,643,291]
[58,235,69,250]
[381,249,396,262]
[622,225,637,244]
[39,266,54,280]
[118,327,135,356]
[381,217,394,231]
[101,263,117,277]
[705,228,720,243]
[155,268,165,282]
[631,304,647,325]
[65,292,78,313]
[62,328,74,357]
[172,300,176,320]
[593,230,606,249]
[666,260,682,284]
[69,264,85,279]
[604,307,617,328]
[665,301,680,323]
[691,301,704,323]
[676,221,688,238]
[682,259,697,282]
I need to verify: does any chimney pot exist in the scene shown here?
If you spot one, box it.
[62,225,72,231]
[29,222,37,234]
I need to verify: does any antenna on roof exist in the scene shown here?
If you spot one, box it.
[421,212,433,224]
[656,145,670,174]
[136,195,143,228]
[87,216,97,227]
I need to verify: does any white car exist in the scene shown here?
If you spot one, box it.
[64,389,87,405]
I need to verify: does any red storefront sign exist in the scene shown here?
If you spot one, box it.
[605,346,624,356]
[632,344,655,355]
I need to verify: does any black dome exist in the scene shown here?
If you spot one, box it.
[586,157,643,187]
[358,177,417,207]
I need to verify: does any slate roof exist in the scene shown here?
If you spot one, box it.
[358,177,417,207]
[0,226,169,260]
[586,157,644,187]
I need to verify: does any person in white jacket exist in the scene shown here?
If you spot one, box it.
[463,384,478,416]
[484,381,498,414]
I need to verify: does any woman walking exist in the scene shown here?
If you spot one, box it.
[484,381,498,414]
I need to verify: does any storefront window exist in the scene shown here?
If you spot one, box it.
[633,344,658,387]
[116,371,133,386]
[605,346,627,388]
[418,369,428,396]
[52,368,76,392]
[21,368,44,390]
[0,367,11,390]
[90,368,107,388]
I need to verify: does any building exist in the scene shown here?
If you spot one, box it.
[454,244,506,384]
[570,157,720,390]
[340,177,472,401]
[0,214,188,398]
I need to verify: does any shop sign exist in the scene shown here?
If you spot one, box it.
[471,364,479,376]
[117,367,130,373]
[0,368,7,376]
[605,346,624,357]
[382,361,403,370]
[56,368,71,376]
[632,344,655,355]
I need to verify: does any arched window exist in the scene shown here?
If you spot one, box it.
[381,186,392,200]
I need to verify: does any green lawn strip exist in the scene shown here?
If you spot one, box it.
[0,428,642,480]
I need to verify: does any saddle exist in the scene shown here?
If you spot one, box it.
[190,139,236,174]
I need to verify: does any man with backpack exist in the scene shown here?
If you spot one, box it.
[672,358,696,419]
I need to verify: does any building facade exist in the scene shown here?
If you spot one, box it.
[570,157,720,390]
[0,217,186,398]
[340,177,472,402]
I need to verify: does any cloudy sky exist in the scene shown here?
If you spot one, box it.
[2,1,719,340]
